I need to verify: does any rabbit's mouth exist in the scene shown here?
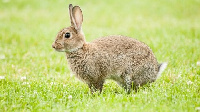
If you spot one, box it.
[52,42,66,52]
[54,48,67,52]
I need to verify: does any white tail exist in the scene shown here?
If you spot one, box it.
[157,62,168,78]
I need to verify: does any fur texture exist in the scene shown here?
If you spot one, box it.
[52,4,167,93]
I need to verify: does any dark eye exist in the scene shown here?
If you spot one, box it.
[65,33,70,38]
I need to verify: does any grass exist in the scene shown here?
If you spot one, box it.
[0,0,200,111]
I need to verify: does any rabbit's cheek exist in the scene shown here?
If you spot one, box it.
[52,41,65,50]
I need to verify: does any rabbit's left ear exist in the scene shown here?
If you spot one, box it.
[72,6,83,31]
[69,4,75,27]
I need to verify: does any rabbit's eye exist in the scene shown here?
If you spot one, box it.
[65,33,70,38]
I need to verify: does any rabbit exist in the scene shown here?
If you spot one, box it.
[52,4,167,93]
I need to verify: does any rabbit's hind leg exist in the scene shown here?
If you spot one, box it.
[124,76,133,94]
[132,69,157,92]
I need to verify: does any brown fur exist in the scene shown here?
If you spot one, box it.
[52,4,164,93]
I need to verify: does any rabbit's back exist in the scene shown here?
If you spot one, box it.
[92,35,158,67]
[92,35,151,58]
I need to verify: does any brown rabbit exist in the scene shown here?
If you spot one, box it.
[52,4,167,93]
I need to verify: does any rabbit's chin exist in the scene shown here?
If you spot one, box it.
[54,48,67,52]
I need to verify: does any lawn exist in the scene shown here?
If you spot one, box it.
[0,0,200,111]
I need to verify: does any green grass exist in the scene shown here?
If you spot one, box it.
[0,0,200,111]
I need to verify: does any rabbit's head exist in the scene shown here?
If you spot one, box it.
[52,4,85,52]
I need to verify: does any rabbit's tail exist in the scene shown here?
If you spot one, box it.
[157,62,167,78]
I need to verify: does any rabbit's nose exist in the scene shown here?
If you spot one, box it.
[52,44,56,48]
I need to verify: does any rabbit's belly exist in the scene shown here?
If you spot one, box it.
[107,74,124,83]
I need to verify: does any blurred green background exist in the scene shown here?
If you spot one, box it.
[0,0,200,111]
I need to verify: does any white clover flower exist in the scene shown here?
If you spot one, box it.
[50,82,56,85]
[187,81,193,85]
[11,64,15,68]
[177,73,182,78]
[0,76,5,80]
[22,82,29,85]
[197,61,200,66]
[22,82,30,87]
[143,91,148,94]
[63,91,68,95]
[195,107,200,111]
[68,95,72,100]
[33,90,38,95]
[0,54,5,60]
[21,76,26,80]
[63,84,67,87]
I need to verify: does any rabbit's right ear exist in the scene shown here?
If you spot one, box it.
[69,4,75,27]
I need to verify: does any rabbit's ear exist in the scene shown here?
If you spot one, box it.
[69,4,75,27]
[72,6,83,31]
